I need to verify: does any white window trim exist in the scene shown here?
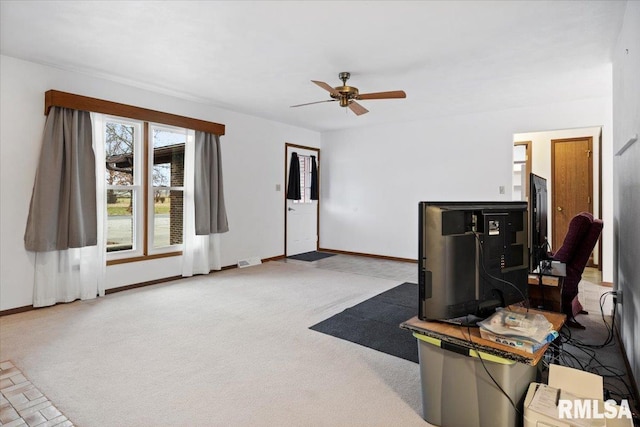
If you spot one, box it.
[104,115,144,261]
[147,123,190,255]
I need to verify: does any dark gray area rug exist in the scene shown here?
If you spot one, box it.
[310,282,419,363]
[287,251,336,262]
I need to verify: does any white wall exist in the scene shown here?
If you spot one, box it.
[514,126,604,261]
[0,55,320,310]
[612,0,640,395]
[320,112,515,260]
[320,94,614,282]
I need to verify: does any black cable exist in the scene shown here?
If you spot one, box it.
[468,229,638,422]
[561,292,616,350]
[471,230,529,312]
[462,324,523,418]
[553,292,639,415]
[558,339,637,405]
[550,341,587,370]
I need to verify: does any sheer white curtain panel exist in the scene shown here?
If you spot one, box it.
[29,109,105,307]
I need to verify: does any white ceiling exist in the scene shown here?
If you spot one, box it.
[0,1,626,132]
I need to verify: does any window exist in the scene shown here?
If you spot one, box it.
[45,90,225,263]
[149,124,188,251]
[293,155,313,204]
[104,117,190,262]
[105,118,141,255]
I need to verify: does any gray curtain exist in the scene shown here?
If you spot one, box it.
[194,131,229,235]
[24,107,97,251]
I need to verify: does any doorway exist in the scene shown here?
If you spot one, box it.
[513,141,532,201]
[551,136,593,252]
[513,127,602,270]
[284,143,320,256]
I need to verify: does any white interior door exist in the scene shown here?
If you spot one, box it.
[286,145,318,256]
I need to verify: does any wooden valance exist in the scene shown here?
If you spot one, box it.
[45,90,225,136]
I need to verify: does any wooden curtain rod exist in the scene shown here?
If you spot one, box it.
[45,90,225,136]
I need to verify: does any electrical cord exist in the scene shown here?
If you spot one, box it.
[549,341,587,370]
[463,226,639,422]
[453,229,537,419]
[552,291,639,417]
[462,324,523,418]
[528,285,637,415]
[560,292,615,350]
[545,338,635,406]
[471,230,530,312]
[580,291,615,348]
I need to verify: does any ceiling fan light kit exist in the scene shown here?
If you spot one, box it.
[292,72,406,116]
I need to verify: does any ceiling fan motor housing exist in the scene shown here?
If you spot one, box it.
[331,86,359,107]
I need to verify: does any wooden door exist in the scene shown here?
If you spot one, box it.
[551,137,593,251]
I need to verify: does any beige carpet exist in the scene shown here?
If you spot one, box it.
[0,261,426,427]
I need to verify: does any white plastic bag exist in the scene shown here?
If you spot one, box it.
[478,309,558,344]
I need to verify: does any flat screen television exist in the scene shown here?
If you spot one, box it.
[529,173,549,272]
[418,201,529,324]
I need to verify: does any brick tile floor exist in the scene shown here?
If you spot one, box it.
[0,361,72,427]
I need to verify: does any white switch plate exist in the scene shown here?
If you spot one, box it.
[499,186,505,194]
[276,184,281,191]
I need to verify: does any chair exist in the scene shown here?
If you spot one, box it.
[551,212,603,328]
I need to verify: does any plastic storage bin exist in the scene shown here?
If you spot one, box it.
[414,332,537,427]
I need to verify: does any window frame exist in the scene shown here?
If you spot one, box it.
[104,116,145,261]
[103,117,188,264]
[146,123,191,256]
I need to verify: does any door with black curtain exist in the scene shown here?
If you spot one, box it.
[285,144,319,256]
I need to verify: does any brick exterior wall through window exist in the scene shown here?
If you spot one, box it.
[170,151,184,245]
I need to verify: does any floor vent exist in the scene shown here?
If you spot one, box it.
[237,257,262,268]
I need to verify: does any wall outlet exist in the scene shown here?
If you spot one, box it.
[614,290,623,305]
[499,185,505,194]
[276,184,281,191]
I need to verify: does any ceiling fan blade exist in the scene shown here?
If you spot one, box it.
[356,90,406,100]
[290,99,337,108]
[312,80,341,96]
[348,101,369,116]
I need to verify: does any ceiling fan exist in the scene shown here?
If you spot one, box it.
[291,72,406,116]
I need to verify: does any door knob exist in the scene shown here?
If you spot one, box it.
[557,206,563,212]
[288,207,295,212]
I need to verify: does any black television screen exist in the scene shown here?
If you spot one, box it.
[529,173,549,272]
[418,201,529,324]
